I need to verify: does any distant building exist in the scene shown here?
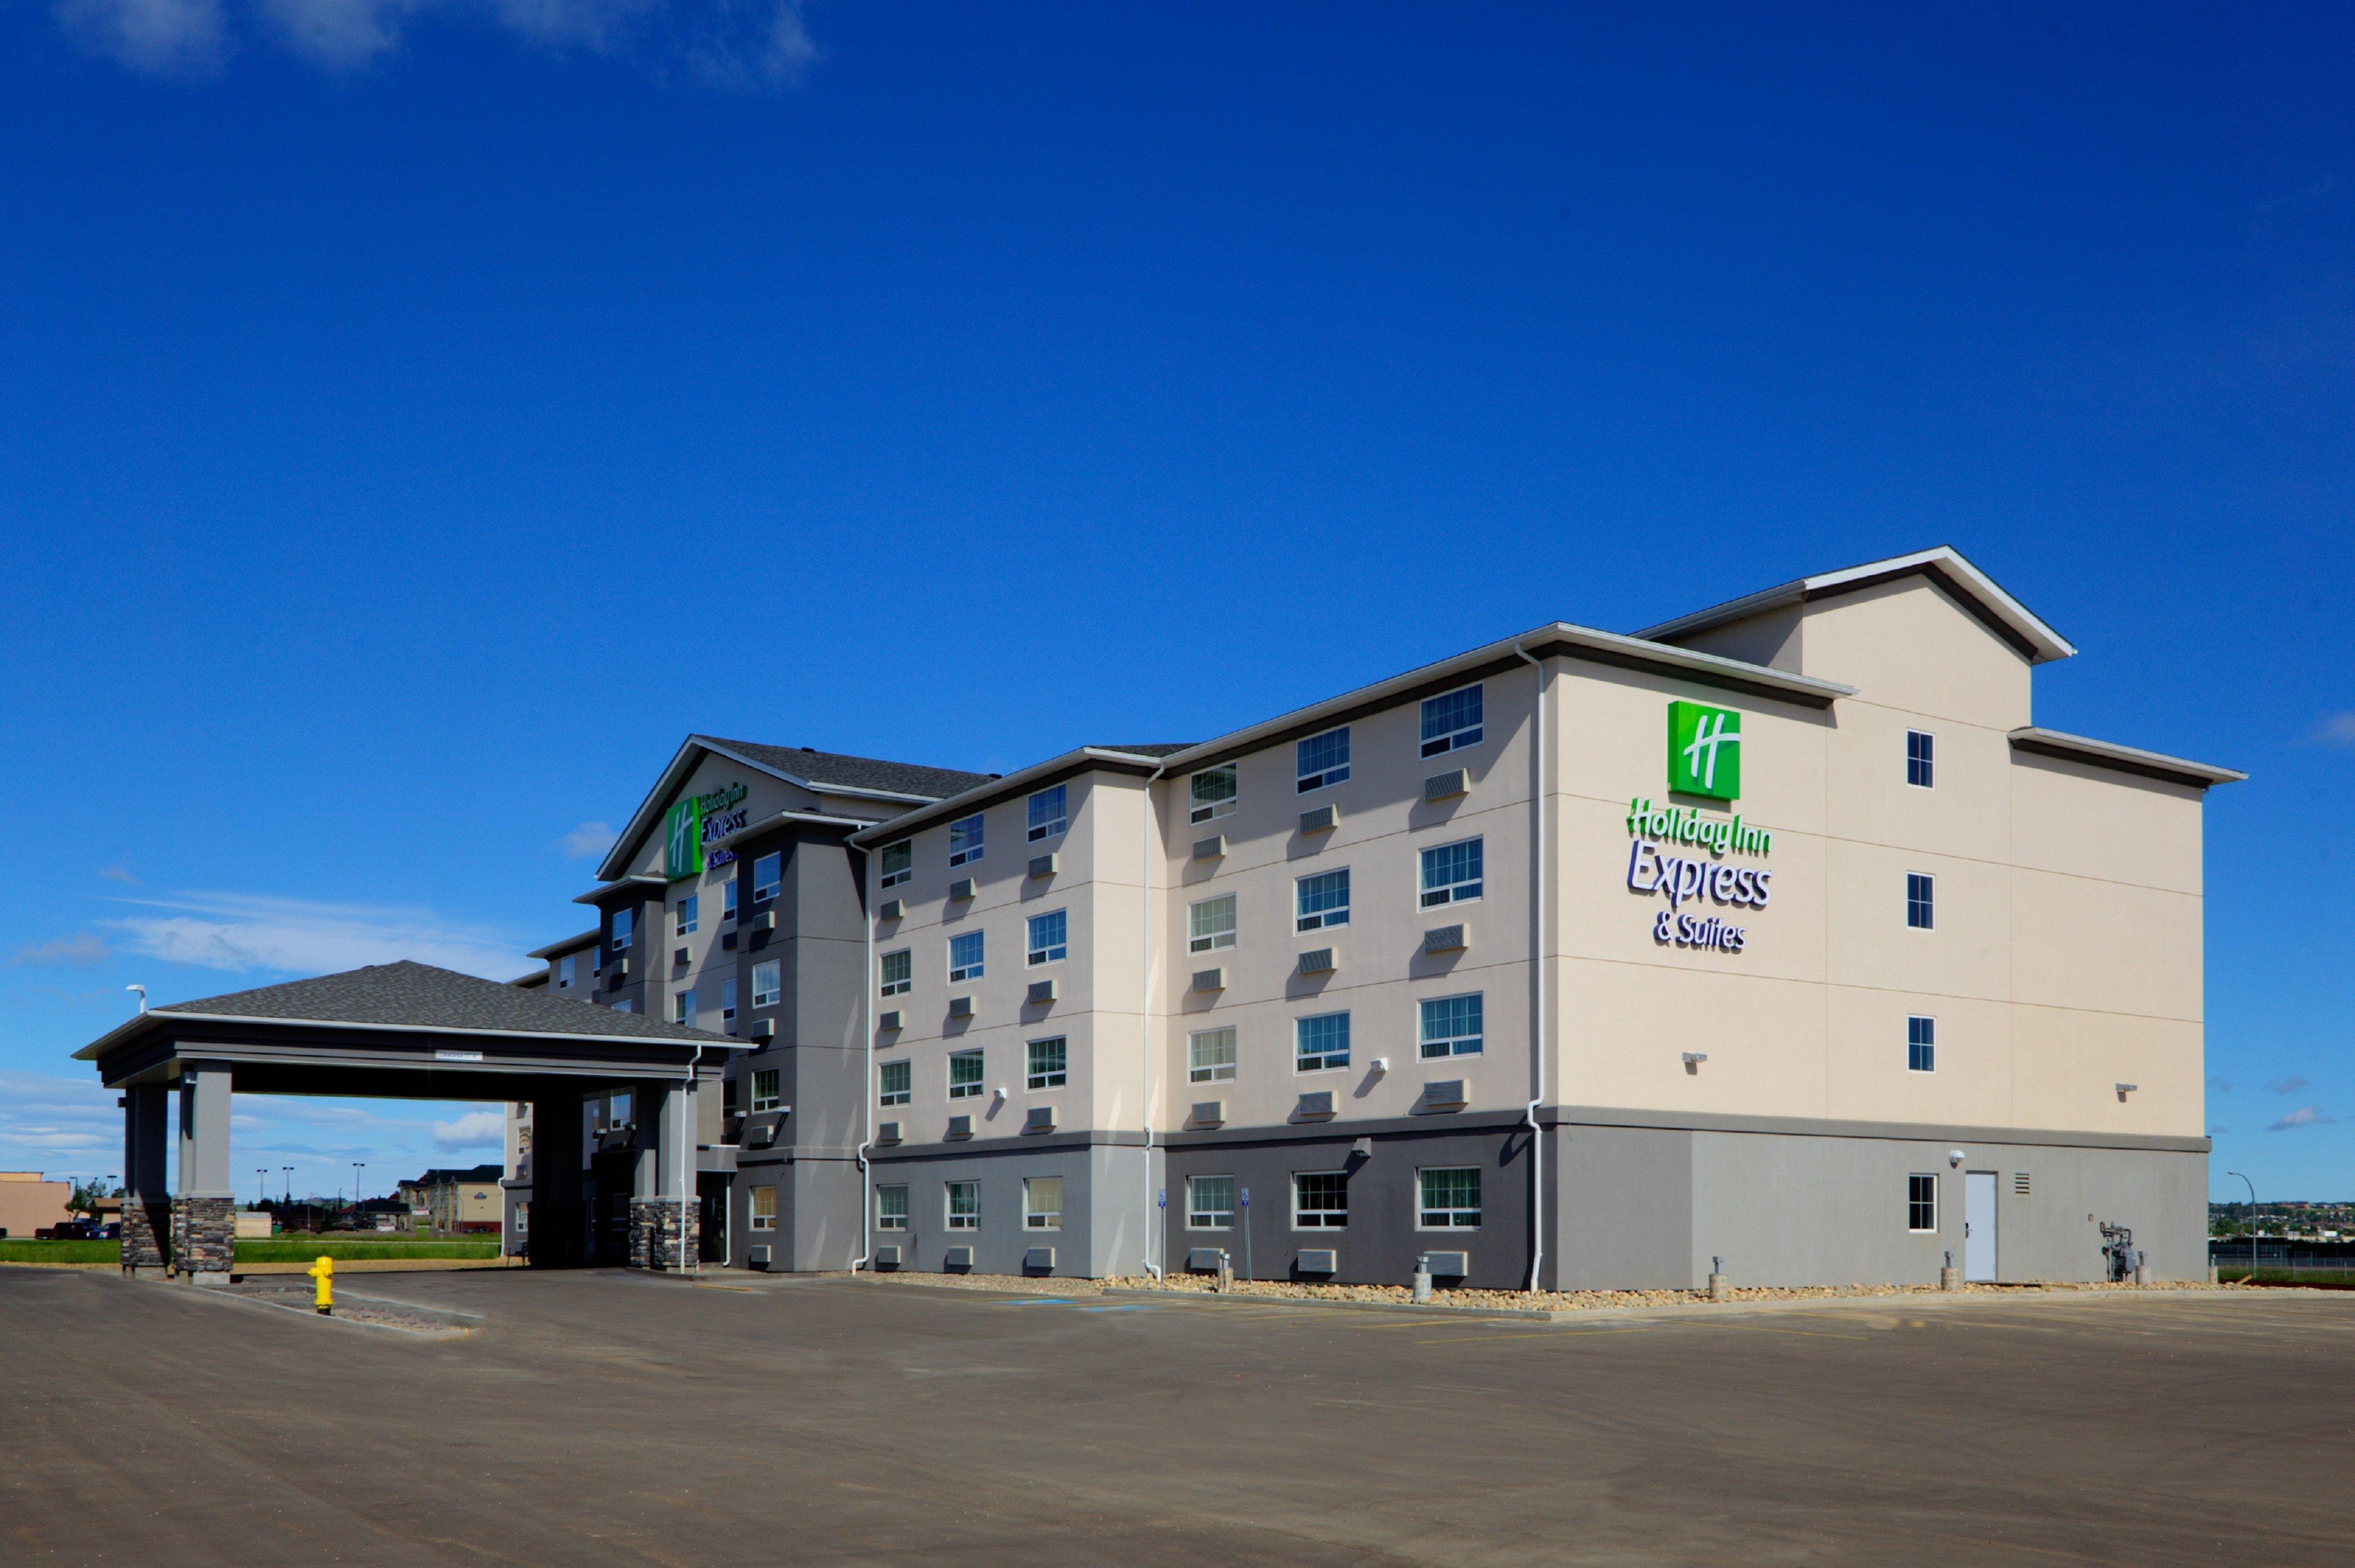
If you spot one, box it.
[397,1166,504,1234]
[0,1172,72,1239]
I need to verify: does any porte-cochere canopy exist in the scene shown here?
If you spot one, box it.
[76,961,741,1280]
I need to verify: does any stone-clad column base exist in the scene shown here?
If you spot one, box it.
[627,1198,698,1271]
[171,1196,235,1284]
[121,1199,169,1275]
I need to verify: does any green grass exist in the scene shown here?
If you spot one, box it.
[0,1236,505,1264]
[2219,1267,2355,1287]
[0,1239,115,1263]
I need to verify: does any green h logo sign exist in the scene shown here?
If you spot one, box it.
[1668,701,1742,801]
[665,798,703,881]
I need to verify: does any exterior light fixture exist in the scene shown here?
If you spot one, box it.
[1682,1052,1707,1074]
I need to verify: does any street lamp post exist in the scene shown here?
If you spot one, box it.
[351,1163,366,1230]
[2227,1169,2257,1283]
[256,1169,267,1208]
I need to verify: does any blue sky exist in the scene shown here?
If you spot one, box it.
[0,3,2348,1204]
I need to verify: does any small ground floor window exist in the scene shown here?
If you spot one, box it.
[1907,1174,1938,1233]
[1187,1174,1235,1230]
[1417,1166,1481,1229]
[750,1186,778,1233]
[876,1184,908,1231]
[1024,1176,1063,1231]
[946,1180,980,1231]
[1293,1171,1348,1229]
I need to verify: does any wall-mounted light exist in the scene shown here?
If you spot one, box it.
[1370,1057,1390,1074]
[1948,1150,1966,1168]
[2116,1082,2139,1102]
[1682,1052,1707,1074]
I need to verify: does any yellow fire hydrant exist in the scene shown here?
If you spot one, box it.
[308,1255,333,1315]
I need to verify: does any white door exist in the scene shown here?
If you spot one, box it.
[1964,1171,1997,1282]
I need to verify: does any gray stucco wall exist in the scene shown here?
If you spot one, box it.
[865,1140,1155,1278]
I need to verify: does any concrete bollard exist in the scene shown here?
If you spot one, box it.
[1214,1253,1233,1293]
[2208,1264,2219,1286]
[1707,1255,1729,1302]
[1412,1256,1433,1304]
[1940,1249,1961,1293]
[2134,1261,2152,1288]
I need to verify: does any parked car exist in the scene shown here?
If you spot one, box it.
[35,1220,103,1241]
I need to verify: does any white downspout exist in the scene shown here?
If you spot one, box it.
[1139,761,1171,1279]
[1515,643,1547,1294]
[682,1042,702,1275]
[851,843,876,1273]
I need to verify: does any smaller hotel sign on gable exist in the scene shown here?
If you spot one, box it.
[1667,700,1741,801]
[667,781,751,880]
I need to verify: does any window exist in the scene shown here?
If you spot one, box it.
[1419,993,1484,1058]
[1296,868,1351,932]
[1188,894,1236,954]
[1419,838,1484,908]
[1189,763,1237,824]
[1907,730,1934,789]
[1907,1174,1938,1233]
[879,1060,911,1106]
[1296,727,1351,792]
[558,955,575,989]
[673,989,696,1027]
[752,960,781,1008]
[1024,1176,1064,1230]
[1189,1027,1237,1084]
[948,1049,984,1100]
[876,1184,908,1231]
[948,931,985,983]
[752,852,781,903]
[750,1187,777,1232]
[611,908,633,952]
[1026,910,1067,966]
[750,1068,782,1114]
[948,813,985,866]
[722,879,738,923]
[946,1180,979,1231]
[1027,1036,1067,1090]
[1420,684,1484,757]
[879,839,912,889]
[1186,1174,1235,1230]
[1417,1166,1482,1229]
[612,999,634,1014]
[879,949,911,996]
[1027,785,1067,842]
[1907,873,1935,930]
[610,1090,633,1125]
[1296,1012,1350,1073]
[722,977,737,1023]
[1293,1171,1347,1229]
[1908,1015,1936,1073]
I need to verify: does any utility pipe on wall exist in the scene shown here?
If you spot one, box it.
[852,845,876,1274]
[1139,761,1171,1279]
[1515,642,1548,1294]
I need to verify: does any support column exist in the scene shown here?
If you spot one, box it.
[526,1087,586,1268]
[120,1084,170,1276]
[629,1079,697,1271]
[172,1063,234,1285]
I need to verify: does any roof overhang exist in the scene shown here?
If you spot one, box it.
[526,929,602,960]
[1636,546,2078,665]
[2008,727,2246,789]
[595,737,938,884]
[848,748,1179,847]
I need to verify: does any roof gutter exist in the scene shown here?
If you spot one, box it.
[74,1009,746,1063]
[2007,727,2246,788]
[848,748,1179,848]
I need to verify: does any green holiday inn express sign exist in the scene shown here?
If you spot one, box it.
[665,781,750,880]
[1623,699,1767,955]
[1667,700,1742,801]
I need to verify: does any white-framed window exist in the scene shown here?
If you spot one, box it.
[948,931,985,983]
[1420,684,1484,757]
[879,949,912,996]
[1296,1011,1350,1073]
[1419,993,1483,1058]
[1189,1026,1237,1084]
[1292,1171,1347,1229]
[1027,785,1067,842]
[611,908,633,952]
[1908,1015,1936,1073]
[1027,1036,1067,1090]
[945,1180,979,1231]
[750,1186,778,1231]
[876,1184,908,1231]
[676,894,699,935]
[948,813,985,867]
[722,879,738,923]
[612,999,634,1014]
[610,1090,634,1125]
[673,989,696,1027]
[1188,893,1236,954]
[751,1068,782,1114]
[558,955,575,989]
[722,977,737,1023]
[752,960,781,1008]
[878,1060,911,1106]
[1296,727,1350,792]
[752,852,782,903]
[879,839,913,889]
[1027,910,1067,966]
[1189,762,1237,823]
[1907,730,1934,789]
[1186,1174,1235,1230]
[1417,1166,1482,1229]
[1907,873,1935,930]
[1296,868,1350,932]
[1907,1174,1939,1233]
[1419,838,1484,908]
[1024,1176,1064,1231]
[948,1049,984,1100]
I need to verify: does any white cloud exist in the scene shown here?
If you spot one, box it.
[2310,712,2355,749]
[2267,1106,2337,1133]
[54,0,227,74]
[562,820,616,860]
[7,932,112,970]
[432,1109,507,1150]
[108,891,524,980]
[0,1069,126,1178]
[2267,1076,2312,1095]
[99,861,137,885]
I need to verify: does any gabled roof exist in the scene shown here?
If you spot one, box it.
[595,736,995,883]
[2008,727,2245,789]
[74,960,738,1061]
[526,929,602,960]
[1635,546,2077,665]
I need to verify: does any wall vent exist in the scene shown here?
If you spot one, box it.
[1028,853,1058,879]
[1423,768,1469,802]
[878,1009,903,1031]
[1422,1250,1469,1277]
[1422,1079,1468,1111]
[1298,804,1339,834]
[879,898,905,921]
[1422,924,1466,955]
[949,878,977,901]
[1027,979,1058,1006]
[1297,948,1335,976]
[1190,1100,1225,1127]
[1295,1090,1336,1120]
[948,996,974,1019]
[876,1120,902,1144]
[674,946,689,967]
[873,1244,901,1269]
[1295,1249,1338,1275]
[944,1245,973,1270]
[751,1019,775,1040]
[1186,1247,1227,1272]
[946,1115,973,1139]
[2014,1172,2032,1196]
[1024,1246,1055,1273]
[1024,1105,1055,1134]
[746,1244,772,1268]
[1192,966,1226,992]
[1192,835,1225,860]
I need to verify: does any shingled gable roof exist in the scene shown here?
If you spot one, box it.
[74,960,737,1061]
[594,735,995,884]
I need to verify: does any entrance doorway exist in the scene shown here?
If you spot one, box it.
[698,1173,730,1263]
[1964,1171,1998,1282]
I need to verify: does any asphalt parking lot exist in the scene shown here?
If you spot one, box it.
[2,1268,2349,1566]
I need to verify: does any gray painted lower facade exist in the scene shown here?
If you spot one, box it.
[860,1138,1158,1279]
